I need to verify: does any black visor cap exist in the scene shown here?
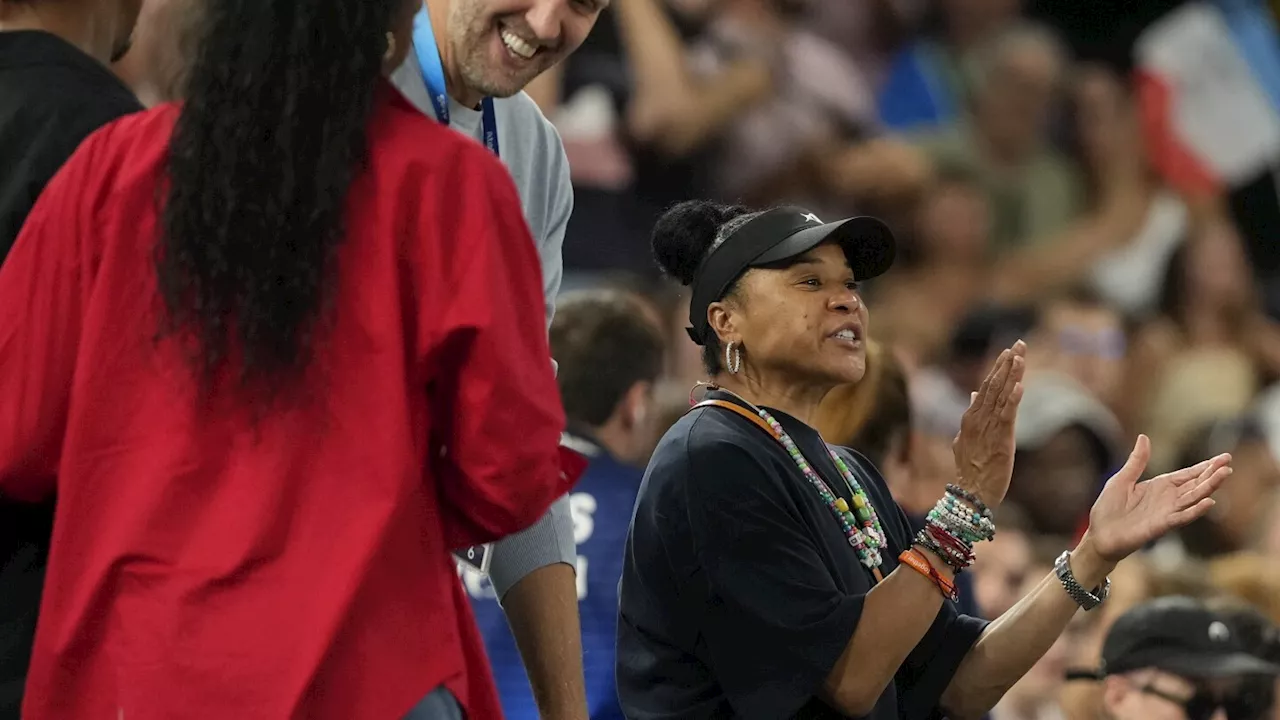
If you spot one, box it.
[685,207,896,346]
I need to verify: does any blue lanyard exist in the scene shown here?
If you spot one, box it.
[412,6,500,156]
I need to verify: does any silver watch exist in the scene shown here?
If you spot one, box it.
[1054,550,1111,611]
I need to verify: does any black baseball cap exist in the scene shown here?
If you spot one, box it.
[1098,597,1280,679]
[685,206,896,345]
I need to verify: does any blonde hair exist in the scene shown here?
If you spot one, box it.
[814,340,888,447]
[1208,552,1280,625]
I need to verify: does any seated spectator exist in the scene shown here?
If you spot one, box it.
[1202,597,1280,720]
[972,504,1033,619]
[1072,67,1189,321]
[1025,287,1128,418]
[467,289,666,720]
[701,0,885,215]
[871,168,993,362]
[1172,417,1280,559]
[910,303,1038,443]
[1126,217,1280,466]
[1094,597,1280,720]
[801,0,913,83]
[877,0,1021,131]
[912,23,1083,252]
[1008,371,1123,540]
[536,0,776,276]
[898,29,1150,305]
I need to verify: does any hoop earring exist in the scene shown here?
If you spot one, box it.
[384,32,397,64]
[725,342,742,374]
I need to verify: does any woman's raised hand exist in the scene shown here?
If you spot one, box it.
[952,341,1027,508]
[1082,435,1233,562]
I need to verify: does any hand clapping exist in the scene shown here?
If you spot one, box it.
[951,340,1027,509]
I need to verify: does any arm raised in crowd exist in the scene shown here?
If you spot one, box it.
[990,71,1150,303]
[615,0,772,157]
[419,146,577,547]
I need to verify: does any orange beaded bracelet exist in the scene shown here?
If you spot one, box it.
[898,548,958,602]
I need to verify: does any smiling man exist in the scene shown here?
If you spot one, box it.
[388,0,606,718]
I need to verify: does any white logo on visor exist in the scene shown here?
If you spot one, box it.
[802,212,822,225]
[1209,621,1231,642]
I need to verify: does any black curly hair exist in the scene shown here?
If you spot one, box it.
[155,0,404,403]
[651,200,761,375]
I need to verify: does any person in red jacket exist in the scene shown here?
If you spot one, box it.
[0,0,579,718]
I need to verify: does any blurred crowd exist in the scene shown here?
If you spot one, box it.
[462,0,1280,717]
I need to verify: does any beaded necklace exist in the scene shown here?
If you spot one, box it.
[710,388,889,579]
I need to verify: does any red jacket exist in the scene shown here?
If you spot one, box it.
[0,85,578,720]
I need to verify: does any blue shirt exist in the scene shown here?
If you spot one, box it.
[462,434,641,719]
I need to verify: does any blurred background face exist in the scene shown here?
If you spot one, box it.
[974,37,1061,156]
[1032,300,1126,408]
[721,243,869,387]
[915,181,991,264]
[941,0,1022,43]
[449,0,602,98]
[1186,221,1253,310]
[972,527,1031,618]
[1014,427,1105,537]
[1208,438,1280,548]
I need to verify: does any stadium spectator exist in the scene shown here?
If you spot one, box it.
[1093,597,1280,720]
[1008,371,1123,540]
[912,23,1082,252]
[878,0,1021,131]
[1025,288,1127,416]
[1170,418,1280,559]
[467,289,665,719]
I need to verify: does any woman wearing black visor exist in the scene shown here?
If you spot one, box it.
[615,200,1237,720]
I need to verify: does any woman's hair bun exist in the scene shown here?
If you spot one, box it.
[651,200,752,286]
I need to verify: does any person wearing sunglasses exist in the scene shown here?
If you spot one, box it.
[1088,596,1280,720]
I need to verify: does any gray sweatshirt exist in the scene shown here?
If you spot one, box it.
[391,50,577,599]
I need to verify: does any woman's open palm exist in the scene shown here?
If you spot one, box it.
[1085,434,1233,562]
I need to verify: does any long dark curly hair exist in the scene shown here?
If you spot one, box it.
[156,0,401,401]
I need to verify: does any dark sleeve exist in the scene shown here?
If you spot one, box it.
[0,94,139,261]
[894,598,988,720]
[0,121,113,500]
[838,449,990,720]
[684,433,864,720]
